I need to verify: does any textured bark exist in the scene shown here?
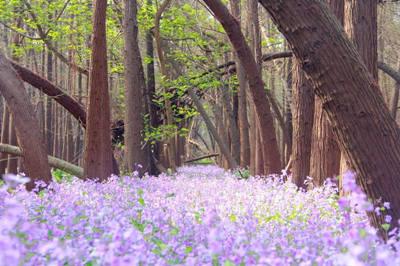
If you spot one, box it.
[344,0,378,80]
[340,0,379,173]
[310,0,343,185]
[124,0,148,174]
[259,0,400,235]
[0,52,51,189]
[83,0,114,180]
[291,60,314,188]
[203,0,281,174]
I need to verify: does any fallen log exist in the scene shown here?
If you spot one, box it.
[0,143,83,178]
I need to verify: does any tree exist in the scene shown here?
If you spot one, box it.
[340,0,379,173]
[83,0,114,180]
[259,0,400,234]
[202,0,281,174]
[154,0,177,171]
[309,0,343,186]
[0,51,51,190]
[123,0,148,174]
[291,60,314,188]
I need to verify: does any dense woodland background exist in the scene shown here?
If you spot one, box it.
[1,0,400,235]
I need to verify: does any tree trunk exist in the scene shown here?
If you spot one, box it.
[46,50,54,155]
[123,0,148,174]
[203,0,281,174]
[291,60,314,188]
[309,0,343,186]
[154,0,177,171]
[7,116,18,173]
[230,0,247,167]
[391,57,400,120]
[0,106,10,174]
[259,0,400,235]
[340,0,379,174]
[83,0,114,180]
[188,88,238,169]
[0,52,51,189]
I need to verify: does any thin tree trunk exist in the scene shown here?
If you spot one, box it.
[291,60,314,188]
[0,106,10,174]
[145,0,158,175]
[124,0,148,174]
[154,0,177,171]
[391,57,400,120]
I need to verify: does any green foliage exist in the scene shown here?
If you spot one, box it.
[52,169,73,183]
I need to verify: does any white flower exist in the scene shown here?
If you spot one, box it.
[3,174,30,188]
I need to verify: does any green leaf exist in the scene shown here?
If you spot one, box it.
[382,223,390,231]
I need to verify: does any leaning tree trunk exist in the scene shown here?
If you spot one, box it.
[83,0,114,180]
[0,52,51,189]
[259,0,400,235]
[309,0,343,186]
[203,0,281,174]
[123,0,148,174]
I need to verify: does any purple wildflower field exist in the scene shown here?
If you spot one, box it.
[1,165,400,265]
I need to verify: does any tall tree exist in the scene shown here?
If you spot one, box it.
[229,0,246,166]
[259,0,400,235]
[203,0,281,174]
[83,0,114,180]
[291,61,314,188]
[340,0,379,173]
[309,0,343,186]
[123,0,148,174]
[154,0,177,171]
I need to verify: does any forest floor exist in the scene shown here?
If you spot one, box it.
[1,165,399,265]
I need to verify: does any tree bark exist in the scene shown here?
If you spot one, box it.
[230,0,247,167]
[0,106,10,174]
[259,0,400,235]
[310,0,343,186]
[203,0,281,174]
[123,0,148,174]
[83,0,114,180]
[340,0,379,174]
[291,60,314,188]
[0,52,51,189]
[145,0,159,175]
[391,57,400,119]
